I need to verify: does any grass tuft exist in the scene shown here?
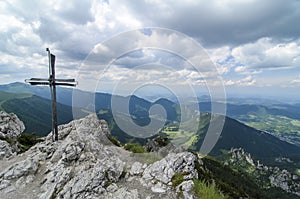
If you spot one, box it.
[193,179,227,199]
[124,143,145,153]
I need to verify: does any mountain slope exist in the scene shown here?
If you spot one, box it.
[188,113,300,162]
[1,113,296,199]
[0,91,32,109]
[1,83,299,161]
[0,82,74,106]
[1,95,86,136]
[197,101,300,146]
[97,108,300,164]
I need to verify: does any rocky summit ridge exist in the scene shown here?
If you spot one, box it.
[0,113,202,199]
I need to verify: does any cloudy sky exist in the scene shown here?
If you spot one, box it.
[1,0,300,100]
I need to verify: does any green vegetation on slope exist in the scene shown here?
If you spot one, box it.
[227,105,300,146]
[199,101,300,146]
[1,95,86,136]
[0,91,32,110]
[196,156,299,199]
[239,107,300,134]
[189,114,300,163]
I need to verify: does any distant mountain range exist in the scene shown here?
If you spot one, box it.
[1,82,299,165]
[1,82,299,198]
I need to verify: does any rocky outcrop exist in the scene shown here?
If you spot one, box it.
[0,140,14,159]
[0,111,25,140]
[145,136,184,157]
[143,152,198,186]
[0,114,201,199]
[226,148,300,196]
[142,152,199,198]
[0,111,25,160]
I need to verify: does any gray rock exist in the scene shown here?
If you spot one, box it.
[106,183,118,193]
[177,180,194,192]
[2,156,39,180]
[176,180,195,199]
[0,111,25,160]
[143,152,198,185]
[151,181,167,193]
[104,187,139,199]
[0,111,25,139]
[130,162,144,176]
[0,113,202,199]
[0,180,10,191]
[142,152,198,197]
[0,140,14,159]
[62,141,85,162]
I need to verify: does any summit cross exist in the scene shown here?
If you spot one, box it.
[25,48,77,141]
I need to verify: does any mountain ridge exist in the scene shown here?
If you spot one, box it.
[1,112,298,198]
[0,83,299,164]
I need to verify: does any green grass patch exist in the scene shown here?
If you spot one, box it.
[171,173,186,187]
[107,135,122,147]
[193,179,227,199]
[124,143,145,153]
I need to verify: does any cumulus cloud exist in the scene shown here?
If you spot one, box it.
[55,0,94,25]
[232,37,300,69]
[224,75,256,86]
[0,0,300,97]
[121,0,300,46]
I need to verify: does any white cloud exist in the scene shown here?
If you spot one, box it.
[224,75,256,86]
[121,0,300,46]
[232,37,300,69]
[207,46,232,75]
[234,66,246,73]
[291,75,300,84]
[0,0,300,97]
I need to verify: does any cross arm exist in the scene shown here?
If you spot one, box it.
[25,78,50,85]
[55,78,76,82]
[55,82,77,86]
[55,78,77,86]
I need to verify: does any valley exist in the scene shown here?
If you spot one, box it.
[0,82,300,198]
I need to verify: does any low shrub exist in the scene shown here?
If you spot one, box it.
[17,133,42,153]
[124,143,145,153]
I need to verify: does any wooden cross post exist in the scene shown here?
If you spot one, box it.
[25,48,77,141]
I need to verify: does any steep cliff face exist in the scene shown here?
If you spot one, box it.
[0,111,25,159]
[0,114,201,199]
[225,148,300,196]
